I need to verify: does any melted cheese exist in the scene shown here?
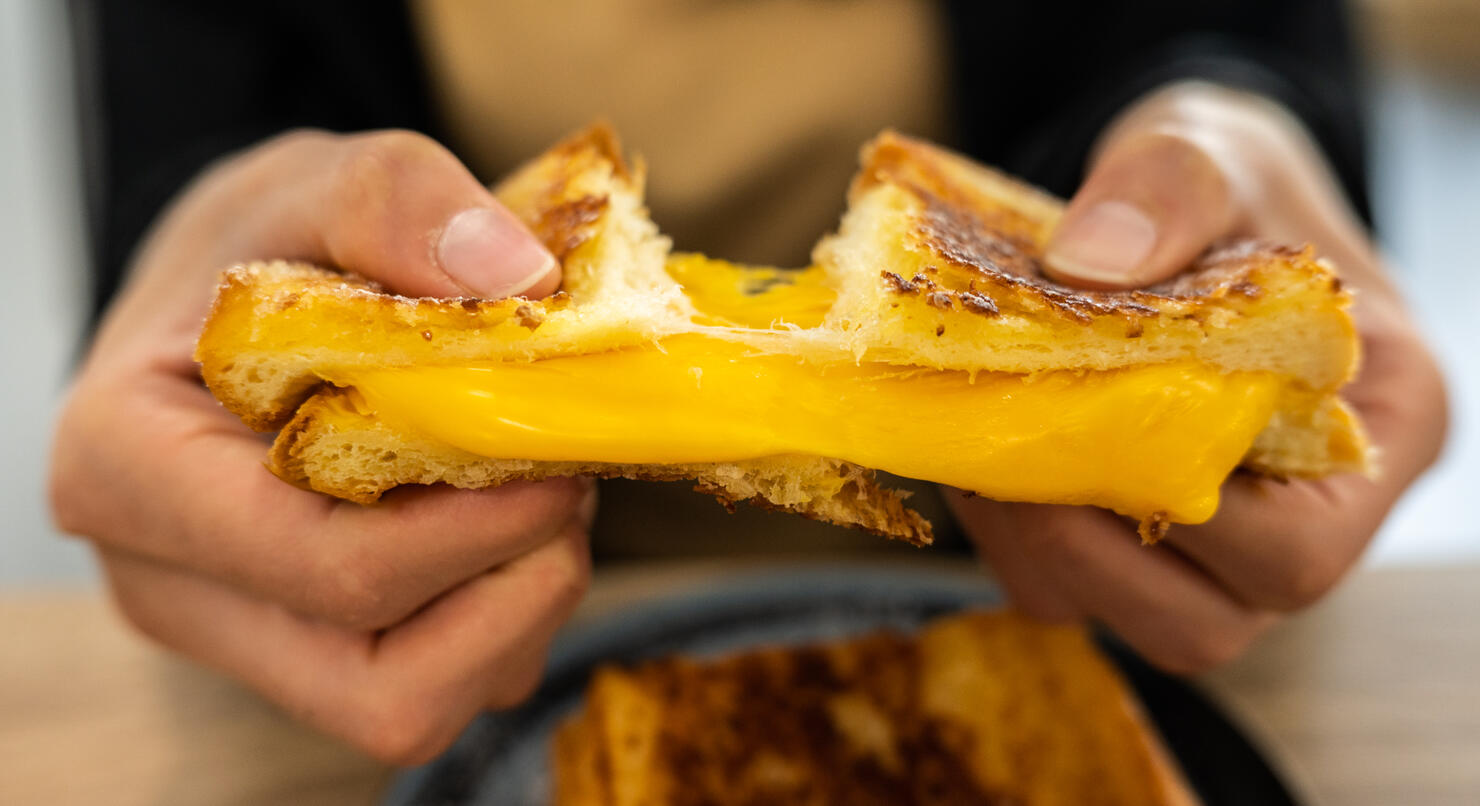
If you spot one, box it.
[334,334,1280,524]
[665,252,834,329]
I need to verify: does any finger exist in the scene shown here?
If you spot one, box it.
[946,492,1082,622]
[139,128,559,303]
[1046,129,1237,289]
[91,130,562,369]
[1013,505,1275,674]
[1170,322,1447,611]
[255,129,560,299]
[52,374,594,631]
[100,525,589,765]
[1167,474,1374,612]
[385,524,591,712]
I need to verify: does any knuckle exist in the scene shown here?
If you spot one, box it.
[547,538,593,610]
[46,396,111,541]
[225,128,338,185]
[311,548,403,630]
[104,572,169,647]
[46,455,86,538]
[350,693,457,766]
[520,537,592,626]
[1261,535,1350,611]
[1157,624,1258,675]
[109,587,155,639]
[1410,351,1450,469]
[263,127,337,157]
[336,130,442,203]
[360,128,444,158]
[487,659,546,710]
[1268,558,1344,612]
[334,140,398,218]
[326,130,449,261]
[46,398,98,538]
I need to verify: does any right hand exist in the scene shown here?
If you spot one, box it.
[49,130,590,764]
[952,83,1446,673]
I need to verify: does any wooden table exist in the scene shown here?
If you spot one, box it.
[3,559,1477,806]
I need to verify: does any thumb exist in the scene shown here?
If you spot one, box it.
[1045,131,1237,289]
[260,130,560,299]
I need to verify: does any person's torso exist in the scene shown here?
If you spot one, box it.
[411,0,960,556]
[412,0,949,265]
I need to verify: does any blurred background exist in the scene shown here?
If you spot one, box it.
[2,0,1477,587]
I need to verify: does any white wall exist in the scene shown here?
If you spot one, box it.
[1366,64,1480,563]
[0,3,1474,586]
[0,0,92,586]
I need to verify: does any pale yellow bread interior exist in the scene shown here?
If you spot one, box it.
[195,125,1370,544]
[552,609,1200,806]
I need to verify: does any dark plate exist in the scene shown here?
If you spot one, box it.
[384,566,1300,806]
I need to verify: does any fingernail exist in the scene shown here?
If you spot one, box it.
[1046,201,1157,285]
[437,207,558,298]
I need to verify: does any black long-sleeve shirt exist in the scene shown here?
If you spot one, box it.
[72,0,1371,324]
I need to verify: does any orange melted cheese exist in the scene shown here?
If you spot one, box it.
[326,256,1282,525]
[664,252,834,329]
[336,338,1278,525]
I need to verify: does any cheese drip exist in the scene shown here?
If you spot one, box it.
[333,335,1280,524]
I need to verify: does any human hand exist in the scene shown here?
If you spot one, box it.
[50,130,591,763]
[950,82,1447,673]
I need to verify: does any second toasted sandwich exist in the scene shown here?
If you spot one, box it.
[554,610,1199,805]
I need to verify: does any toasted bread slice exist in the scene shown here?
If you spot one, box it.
[815,133,1359,390]
[553,609,1199,806]
[195,125,1370,544]
[197,126,685,432]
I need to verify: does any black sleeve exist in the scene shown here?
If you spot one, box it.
[941,0,1372,225]
[70,0,437,323]
[78,0,1372,325]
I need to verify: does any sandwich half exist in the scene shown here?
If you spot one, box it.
[196,124,1370,545]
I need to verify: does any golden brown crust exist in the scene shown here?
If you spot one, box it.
[498,120,631,259]
[859,130,1351,328]
[1138,512,1172,545]
[701,476,930,546]
[535,195,610,261]
[196,262,575,431]
[554,610,1199,806]
[853,130,1060,246]
[549,120,631,181]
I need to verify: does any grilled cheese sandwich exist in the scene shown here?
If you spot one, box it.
[553,610,1200,806]
[196,124,1370,544]
[330,336,1280,526]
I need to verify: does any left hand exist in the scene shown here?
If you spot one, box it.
[49,129,586,763]
[949,81,1447,673]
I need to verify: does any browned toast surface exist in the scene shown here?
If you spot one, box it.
[819,132,1361,390]
[553,610,1198,806]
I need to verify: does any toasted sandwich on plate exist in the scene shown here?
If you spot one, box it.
[553,610,1200,806]
[196,124,1370,545]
